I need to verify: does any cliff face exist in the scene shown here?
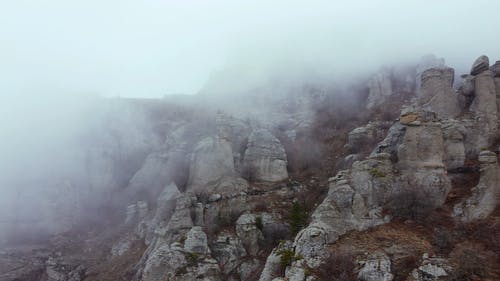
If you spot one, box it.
[1,55,500,281]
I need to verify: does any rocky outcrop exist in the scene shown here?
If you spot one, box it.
[407,254,452,281]
[416,55,446,92]
[187,136,238,191]
[346,122,388,154]
[242,129,288,182]
[292,108,451,270]
[418,67,460,119]
[470,70,498,145]
[470,55,489,76]
[259,241,293,281]
[453,151,500,222]
[211,231,247,275]
[367,69,393,109]
[184,226,210,255]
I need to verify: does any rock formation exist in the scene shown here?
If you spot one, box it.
[242,129,288,182]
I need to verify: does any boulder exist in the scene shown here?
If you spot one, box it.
[238,259,262,281]
[242,129,288,182]
[140,244,187,281]
[184,226,210,255]
[408,255,451,281]
[357,252,393,281]
[470,55,489,75]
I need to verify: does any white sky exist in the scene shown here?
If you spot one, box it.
[1,0,500,98]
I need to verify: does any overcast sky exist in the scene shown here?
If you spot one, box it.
[1,0,500,98]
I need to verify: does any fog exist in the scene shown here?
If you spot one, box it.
[1,0,500,243]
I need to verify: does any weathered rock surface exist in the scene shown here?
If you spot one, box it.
[408,255,451,281]
[211,231,247,275]
[367,68,393,109]
[419,67,460,119]
[358,252,393,281]
[441,120,466,170]
[187,136,238,192]
[242,129,288,182]
[470,55,489,75]
[184,226,210,254]
[470,70,498,148]
[454,151,500,222]
[416,54,446,92]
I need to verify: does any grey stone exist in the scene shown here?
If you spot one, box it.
[242,129,288,182]
[470,55,489,75]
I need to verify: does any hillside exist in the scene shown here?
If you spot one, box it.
[1,54,499,281]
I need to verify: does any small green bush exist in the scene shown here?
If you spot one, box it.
[277,249,301,267]
[185,252,200,266]
[255,216,264,231]
[289,202,308,235]
[369,168,386,178]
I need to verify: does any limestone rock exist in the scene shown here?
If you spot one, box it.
[164,193,194,238]
[237,259,262,281]
[188,136,235,191]
[441,120,466,170]
[259,241,293,281]
[151,182,181,225]
[453,150,500,222]
[366,69,393,109]
[470,55,489,75]
[211,231,247,275]
[126,153,172,202]
[408,255,451,281]
[242,129,288,182]
[416,54,446,91]
[184,226,210,255]
[419,67,460,119]
[491,60,500,77]
[357,253,393,281]
[235,213,264,256]
[140,244,187,281]
[470,70,498,148]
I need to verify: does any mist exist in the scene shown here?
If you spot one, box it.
[1,0,500,243]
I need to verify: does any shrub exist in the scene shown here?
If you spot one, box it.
[369,168,386,178]
[185,252,200,266]
[384,189,434,221]
[255,216,264,231]
[316,250,356,281]
[289,202,308,235]
[277,249,301,268]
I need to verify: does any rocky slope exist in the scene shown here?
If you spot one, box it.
[1,55,500,281]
